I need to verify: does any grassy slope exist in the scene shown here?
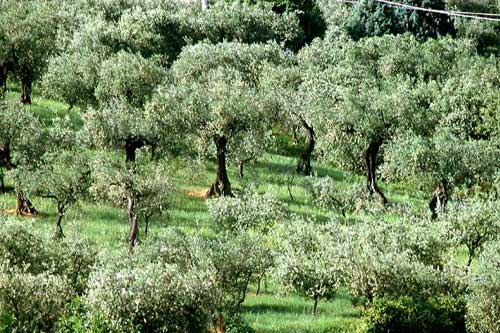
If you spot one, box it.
[0,84,440,332]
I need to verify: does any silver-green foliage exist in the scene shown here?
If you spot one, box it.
[86,258,214,333]
[444,198,500,266]
[0,217,95,294]
[0,269,73,333]
[466,241,500,333]
[342,219,464,303]
[207,190,286,233]
[273,219,346,313]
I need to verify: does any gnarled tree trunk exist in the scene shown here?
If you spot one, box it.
[127,190,138,254]
[20,80,32,105]
[206,136,232,197]
[296,118,315,176]
[55,207,65,239]
[16,190,37,215]
[365,139,387,205]
[429,181,448,219]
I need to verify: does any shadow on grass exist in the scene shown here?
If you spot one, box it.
[244,303,312,315]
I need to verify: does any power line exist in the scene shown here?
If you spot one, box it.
[334,0,500,22]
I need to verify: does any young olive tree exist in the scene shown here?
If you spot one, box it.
[21,150,91,238]
[444,199,500,267]
[274,219,346,314]
[0,101,43,214]
[91,156,172,253]
[148,42,291,197]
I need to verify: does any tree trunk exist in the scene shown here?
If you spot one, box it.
[20,80,32,105]
[144,215,150,238]
[215,314,223,333]
[55,207,65,239]
[125,140,137,164]
[127,190,139,255]
[429,181,448,219]
[0,64,6,98]
[206,136,232,197]
[239,160,244,178]
[201,0,209,10]
[0,171,4,193]
[296,118,315,176]
[313,295,319,315]
[0,144,15,170]
[15,190,37,215]
[365,139,387,205]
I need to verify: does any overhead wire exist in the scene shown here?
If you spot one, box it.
[334,0,500,22]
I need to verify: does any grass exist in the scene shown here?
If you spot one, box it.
[0,83,446,332]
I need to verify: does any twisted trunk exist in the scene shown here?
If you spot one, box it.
[127,190,138,254]
[429,181,448,219]
[206,136,232,197]
[20,80,32,105]
[15,190,37,215]
[365,139,387,205]
[55,207,65,239]
[296,118,315,176]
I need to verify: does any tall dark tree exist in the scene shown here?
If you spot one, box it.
[347,0,456,41]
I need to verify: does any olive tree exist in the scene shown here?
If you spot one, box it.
[0,0,62,104]
[149,42,291,197]
[259,64,320,176]
[21,150,91,238]
[0,101,43,214]
[274,219,346,314]
[83,52,165,164]
[444,199,500,267]
[91,156,172,253]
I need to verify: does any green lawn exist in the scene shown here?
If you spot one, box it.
[0,83,441,332]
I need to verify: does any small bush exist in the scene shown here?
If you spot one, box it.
[0,269,74,332]
[0,217,95,293]
[362,296,466,333]
[307,177,368,215]
[224,314,255,333]
[466,241,500,333]
[207,190,286,233]
[342,219,464,304]
[85,259,214,333]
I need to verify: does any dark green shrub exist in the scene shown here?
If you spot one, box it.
[362,296,466,333]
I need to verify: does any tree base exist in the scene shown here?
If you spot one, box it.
[16,196,37,216]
